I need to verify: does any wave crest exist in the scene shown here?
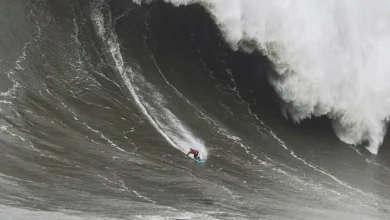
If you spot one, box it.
[137,0,390,154]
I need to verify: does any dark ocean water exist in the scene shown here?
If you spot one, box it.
[1,0,390,219]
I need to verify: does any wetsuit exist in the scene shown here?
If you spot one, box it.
[187,149,199,159]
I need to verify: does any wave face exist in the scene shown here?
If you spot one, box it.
[155,0,390,154]
[1,0,390,219]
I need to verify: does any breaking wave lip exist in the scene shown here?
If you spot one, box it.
[136,0,390,154]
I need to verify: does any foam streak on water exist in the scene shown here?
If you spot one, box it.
[90,1,207,159]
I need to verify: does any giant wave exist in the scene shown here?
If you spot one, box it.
[1,0,390,219]
[135,0,390,154]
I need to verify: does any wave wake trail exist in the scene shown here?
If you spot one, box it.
[91,1,207,159]
[139,0,390,154]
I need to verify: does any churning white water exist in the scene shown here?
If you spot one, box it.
[136,0,390,154]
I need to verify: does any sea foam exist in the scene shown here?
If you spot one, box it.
[137,0,390,154]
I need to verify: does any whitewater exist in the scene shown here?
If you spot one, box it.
[137,0,390,154]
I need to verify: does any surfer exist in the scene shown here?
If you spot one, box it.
[187,148,200,160]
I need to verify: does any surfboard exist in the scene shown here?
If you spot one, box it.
[195,158,204,164]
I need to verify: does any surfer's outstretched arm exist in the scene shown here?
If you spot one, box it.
[187,148,196,156]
